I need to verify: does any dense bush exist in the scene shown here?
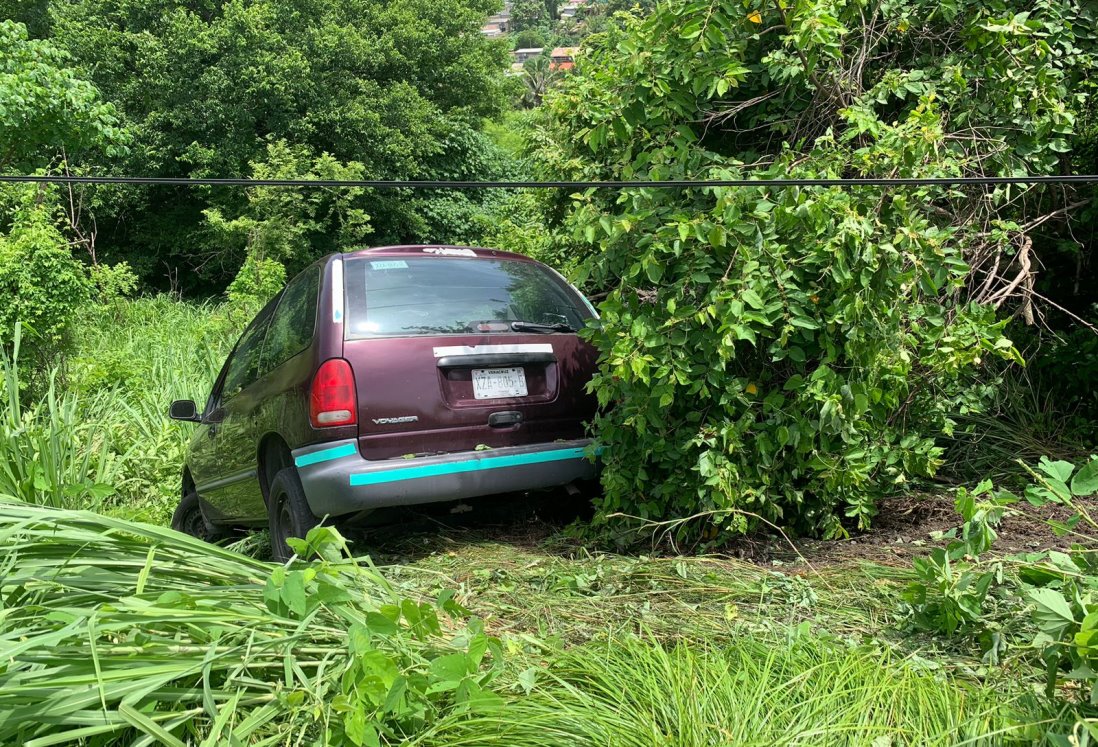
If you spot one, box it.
[0,188,92,361]
[579,175,1017,538]
[529,0,1095,539]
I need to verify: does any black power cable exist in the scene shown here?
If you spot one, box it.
[0,174,1097,189]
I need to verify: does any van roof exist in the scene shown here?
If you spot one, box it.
[342,245,537,263]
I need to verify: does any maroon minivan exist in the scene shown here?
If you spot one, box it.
[169,246,600,560]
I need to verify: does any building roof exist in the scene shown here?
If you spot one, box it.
[549,47,578,71]
[514,48,545,55]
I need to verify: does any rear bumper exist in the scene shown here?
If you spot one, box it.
[291,438,599,518]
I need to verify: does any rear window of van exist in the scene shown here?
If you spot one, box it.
[343,257,590,338]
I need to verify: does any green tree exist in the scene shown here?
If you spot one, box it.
[204,140,372,283]
[0,0,50,37]
[510,0,548,33]
[0,20,123,173]
[42,0,512,293]
[521,54,561,108]
[512,28,548,49]
[532,0,1095,539]
[0,21,124,359]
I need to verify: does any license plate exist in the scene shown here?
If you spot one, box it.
[472,367,527,399]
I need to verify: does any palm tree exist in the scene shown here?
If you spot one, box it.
[521,54,561,108]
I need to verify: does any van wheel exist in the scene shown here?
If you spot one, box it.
[268,467,320,563]
[171,491,228,543]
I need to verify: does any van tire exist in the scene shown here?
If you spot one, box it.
[268,467,320,563]
[171,491,229,543]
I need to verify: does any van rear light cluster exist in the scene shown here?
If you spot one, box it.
[310,358,357,428]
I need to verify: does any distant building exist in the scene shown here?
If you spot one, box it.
[513,47,544,63]
[560,0,591,15]
[509,62,526,76]
[549,46,579,71]
[480,5,511,37]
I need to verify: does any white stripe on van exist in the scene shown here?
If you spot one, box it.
[432,343,554,358]
[331,259,344,324]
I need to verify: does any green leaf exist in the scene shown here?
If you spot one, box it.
[280,571,307,616]
[348,622,372,654]
[365,611,398,635]
[1029,588,1076,637]
[429,653,471,687]
[517,667,538,694]
[1070,459,1098,497]
[741,289,765,309]
[679,20,703,38]
[1038,457,1075,485]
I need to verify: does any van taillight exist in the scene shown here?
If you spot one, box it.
[310,359,357,428]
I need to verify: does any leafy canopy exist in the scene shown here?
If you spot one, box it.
[41,0,513,292]
[0,20,123,172]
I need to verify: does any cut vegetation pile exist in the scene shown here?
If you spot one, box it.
[0,501,497,746]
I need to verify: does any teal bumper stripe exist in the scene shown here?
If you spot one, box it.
[295,442,357,468]
[349,447,591,487]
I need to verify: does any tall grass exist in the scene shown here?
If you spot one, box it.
[0,297,236,521]
[0,328,122,508]
[0,501,497,746]
[942,364,1094,484]
[68,296,234,521]
[417,635,1033,746]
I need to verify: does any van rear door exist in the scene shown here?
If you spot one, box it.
[340,253,598,461]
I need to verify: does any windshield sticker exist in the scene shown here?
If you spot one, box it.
[422,247,476,257]
[370,260,408,270]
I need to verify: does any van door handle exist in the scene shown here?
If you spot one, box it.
[437,352,555,368]
[488,411,523,428]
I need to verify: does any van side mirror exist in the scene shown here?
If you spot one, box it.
[169,400,201,422]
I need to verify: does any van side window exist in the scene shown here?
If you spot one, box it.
[221,315,273,401]
[263,266,320,372]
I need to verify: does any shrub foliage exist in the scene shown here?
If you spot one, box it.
[532,0,1095,538]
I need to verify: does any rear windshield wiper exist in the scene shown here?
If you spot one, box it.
[510,321,575,334]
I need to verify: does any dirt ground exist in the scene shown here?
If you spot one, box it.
[359,489,1091,569]
[785,492,1092,566]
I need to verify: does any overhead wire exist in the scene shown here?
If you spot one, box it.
[0,174,1097,189]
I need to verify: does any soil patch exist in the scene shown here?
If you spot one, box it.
[354,490,1090,568]
[777,492,1091,567]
